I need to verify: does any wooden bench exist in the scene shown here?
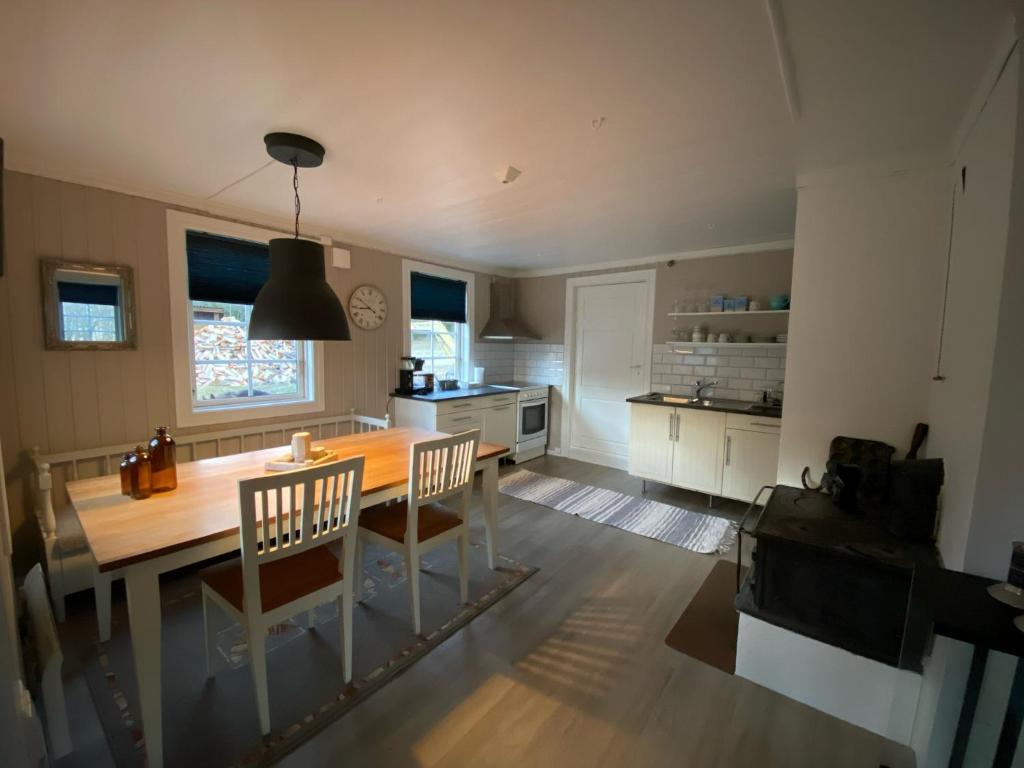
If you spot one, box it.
[31,410,389,641]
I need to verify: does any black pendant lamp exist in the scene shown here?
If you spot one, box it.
[248,132,351,341]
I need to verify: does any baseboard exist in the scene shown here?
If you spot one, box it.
[566,447,628,471]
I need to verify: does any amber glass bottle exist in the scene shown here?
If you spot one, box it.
[128,445,152,500]
[148,426,177,493]
[119,453,133,496]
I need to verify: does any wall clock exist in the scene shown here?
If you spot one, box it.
[348,284,388,330]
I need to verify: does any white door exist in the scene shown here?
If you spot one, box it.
[566,274,654,468]
[722,428,781,503]
[627,404,674,483]
[671,409,727,495]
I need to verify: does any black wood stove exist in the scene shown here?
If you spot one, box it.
[735,485,940,672]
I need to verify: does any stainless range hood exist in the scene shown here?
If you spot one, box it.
[479,280,539,340]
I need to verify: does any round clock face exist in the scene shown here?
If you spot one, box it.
[348,284,388,330]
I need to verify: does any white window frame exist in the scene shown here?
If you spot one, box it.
[401,259,475,383]
[166,210,325,428]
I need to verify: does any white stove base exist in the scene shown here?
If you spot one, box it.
[735,613,922,745]
[509,438,547,463]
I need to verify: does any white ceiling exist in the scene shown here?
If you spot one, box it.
[0,1,1010,272]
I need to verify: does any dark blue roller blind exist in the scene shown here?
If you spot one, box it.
[58,281,119,306]
[186,231,269,305]
[410,272,467,323]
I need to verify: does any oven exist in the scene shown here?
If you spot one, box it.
[518,397,548,442]
[512,385,549,462]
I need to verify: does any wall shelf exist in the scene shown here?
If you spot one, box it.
[667,309,790,317]
[665,341,788,349]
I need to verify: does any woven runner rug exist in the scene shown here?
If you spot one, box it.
[499,468,736,554]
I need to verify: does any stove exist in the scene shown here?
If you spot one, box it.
[492,382,550,462]
[737,485,939,671]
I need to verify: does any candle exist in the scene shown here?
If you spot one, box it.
[291,432,312,463]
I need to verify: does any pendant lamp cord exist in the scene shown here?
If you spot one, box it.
[292,160,301,238]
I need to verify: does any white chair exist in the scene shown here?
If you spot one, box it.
[356,430,480,635]
[199,456,364,735]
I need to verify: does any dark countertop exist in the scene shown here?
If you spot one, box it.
[626,392,782,418]
[392,384,520,402]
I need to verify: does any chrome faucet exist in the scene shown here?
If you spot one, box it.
[694,379,718,400]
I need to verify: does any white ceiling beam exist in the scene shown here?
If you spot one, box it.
[766,0,800,121]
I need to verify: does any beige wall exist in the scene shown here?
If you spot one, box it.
[514,248,793,454]
[515,249,793,345]
[0,170,495,573]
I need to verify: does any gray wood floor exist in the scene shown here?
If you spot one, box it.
[279,456,914,768]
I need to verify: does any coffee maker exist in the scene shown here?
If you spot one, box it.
[397,356,431,395]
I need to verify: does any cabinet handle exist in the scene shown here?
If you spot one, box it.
[668,413,674,441]
[450,402,474,409]
[492,406,512,411]
[749,422,779,428]
[725,435,732,466]
[450,416,474,423]
[673,413,681,442]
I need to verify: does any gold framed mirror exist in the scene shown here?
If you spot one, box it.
[40,258,137,350]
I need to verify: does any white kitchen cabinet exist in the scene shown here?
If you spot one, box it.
[628,403,674,483]
[481,402,517,449]
[628,403,780,500]
[721,414,781,503]
[394,392,518,448]
[673,409,727,495]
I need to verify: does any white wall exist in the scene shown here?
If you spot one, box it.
[963,45,1024,578]
[926,48,1019,571]
[777,165,947,486]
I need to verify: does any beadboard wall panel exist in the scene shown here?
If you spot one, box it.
[0,170,496,574]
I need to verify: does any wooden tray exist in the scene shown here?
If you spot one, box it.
[264,449,338,472]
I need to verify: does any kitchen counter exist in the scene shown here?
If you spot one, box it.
[392,384,520,402]
[626,392,782,418]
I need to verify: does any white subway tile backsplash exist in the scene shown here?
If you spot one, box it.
[650,345,786,400]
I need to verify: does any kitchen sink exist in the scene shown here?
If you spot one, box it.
[632,393,782,416]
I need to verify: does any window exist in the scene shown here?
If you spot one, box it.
[189,301,306,405]
[60,300,119,343]
[403,262,475,383]
[166,211,324,427]
[411,319,462,380]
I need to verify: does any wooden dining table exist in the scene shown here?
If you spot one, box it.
[65,427,509,768]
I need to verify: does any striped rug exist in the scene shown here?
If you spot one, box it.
[499,469,737,554]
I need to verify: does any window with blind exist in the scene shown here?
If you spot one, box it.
[184,230,311,408]
[409,270,469,381]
